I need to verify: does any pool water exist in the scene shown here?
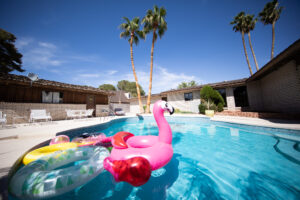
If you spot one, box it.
[11,117,300,199]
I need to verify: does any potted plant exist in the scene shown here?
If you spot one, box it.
[199,86,224,117]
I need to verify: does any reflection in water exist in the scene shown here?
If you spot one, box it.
[169,156,224,200]
[239,172,300,200]
[230,128,239,137]
[207,125,216,136]
[273,137,300,165]
[58,154,181,200]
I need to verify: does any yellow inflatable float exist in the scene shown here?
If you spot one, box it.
[23,142,78,165]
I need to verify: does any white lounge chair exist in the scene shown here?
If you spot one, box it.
[0,111,7,127]
[85,109,94,117]
[30,109,52,123]
[66,109,77,119]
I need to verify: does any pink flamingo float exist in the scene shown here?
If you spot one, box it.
[103,100,174,186]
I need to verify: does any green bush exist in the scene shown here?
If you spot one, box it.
[198,104,206,114]
[210,104,217,111]
[200,85,224,112]
[217,102,224,112]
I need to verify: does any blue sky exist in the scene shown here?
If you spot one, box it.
[1,0,299,94]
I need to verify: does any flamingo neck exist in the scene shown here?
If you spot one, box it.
[154,107,172,144]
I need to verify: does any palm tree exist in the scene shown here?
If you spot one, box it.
[245,14,259,71]
[142,5,167,113]
[119,17,145,113]
[259,0,283,59]
[230,12,253,75]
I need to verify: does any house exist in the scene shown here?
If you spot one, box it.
[130,39,300,118]
[109,90,130,113]
[130,78,248,113]
[0,73,113,123]
[246,39,300,114]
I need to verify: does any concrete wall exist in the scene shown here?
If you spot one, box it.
[167,91,201,113]
[247,81,264,111]
[95,104,109,117]
[130,96,162,113]
[225,88,236,111]
[0,102,86,124]
[110,103,130,113]
[129,87,239,114]
[247,60,300,113]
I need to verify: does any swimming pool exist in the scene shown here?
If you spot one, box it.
[11,116,300,199]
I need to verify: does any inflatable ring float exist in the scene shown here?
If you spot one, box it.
[9,146,109,199]
[23,143,78,165]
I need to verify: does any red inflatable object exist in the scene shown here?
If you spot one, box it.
[104,157,152,187]
[111,131,134,149]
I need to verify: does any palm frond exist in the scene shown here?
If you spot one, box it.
[120,31,130,39]
[133,35,139,45]
[136,30,145,40]
[153,5,159,14]
[123,17,130,24]
[160,7,167,17]
[259,0,283,24]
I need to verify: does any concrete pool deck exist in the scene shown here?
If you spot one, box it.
[0,114,300,199]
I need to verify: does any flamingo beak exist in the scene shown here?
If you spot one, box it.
[168,105,174,115]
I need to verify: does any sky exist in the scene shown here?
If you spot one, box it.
[1,0,299,94]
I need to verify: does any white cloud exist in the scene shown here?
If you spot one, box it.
[121,65,203,94]
[107,70,118,75]
[15,37,33,49]
[72,64,203,94]
[18,39,67,71]
[38,42,56,49]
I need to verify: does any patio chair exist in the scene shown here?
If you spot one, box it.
[30,109,52,123]
[85,109,94,117]
[66,109,76,119]
[0,111,7,127]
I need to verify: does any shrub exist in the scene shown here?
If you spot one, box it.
[200,86,225,110]
[210,104,217,112]
[198,104,206,114]
[217,102,224,112]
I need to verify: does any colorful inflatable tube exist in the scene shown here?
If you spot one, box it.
[9,146,109,199]
[23,142,78,165]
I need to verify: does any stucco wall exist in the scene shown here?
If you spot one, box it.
[167,91,201,113]
[130,96,162,113]
[247,60,300,113]
[110,103,130,113]
[225,87,236,111]
[95,104,109,117]
[247,81,264,111]
[0,102,86,124]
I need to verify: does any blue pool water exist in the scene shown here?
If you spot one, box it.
[11,117,300,199]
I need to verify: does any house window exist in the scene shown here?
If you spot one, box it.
[42,91,63,103]
[216,88,227,107]
[234,86,249,107]
[162,97,167,101]
[184,92,193,101]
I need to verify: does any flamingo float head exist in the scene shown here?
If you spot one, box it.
[154,100,174,115]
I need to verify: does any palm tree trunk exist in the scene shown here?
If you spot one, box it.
[242,31,253,75]
[130,35,144,113]
[271,21,275,60]
[248,32,259,71]
[146,29,156,113]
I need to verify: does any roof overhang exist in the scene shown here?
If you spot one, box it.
[247,39,300,82]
